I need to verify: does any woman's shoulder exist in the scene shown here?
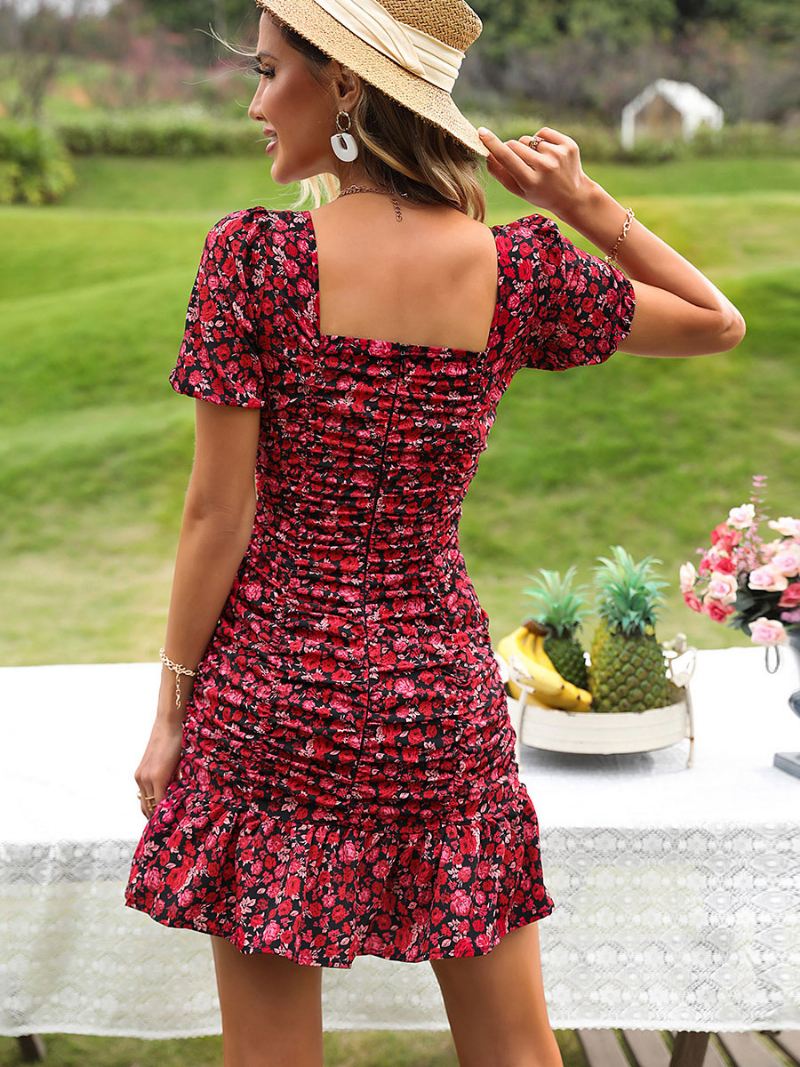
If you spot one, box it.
[491,211,558,241]
[195,207,313,279]
[491,212,576,280]
[204,204,312,247]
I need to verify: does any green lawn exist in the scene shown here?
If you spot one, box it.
[1,155,797,667]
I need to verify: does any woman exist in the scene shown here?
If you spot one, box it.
[124,1,746,1064]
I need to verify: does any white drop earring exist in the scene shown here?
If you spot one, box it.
[331,110,359,162]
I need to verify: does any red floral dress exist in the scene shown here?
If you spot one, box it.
[123,206,636,967]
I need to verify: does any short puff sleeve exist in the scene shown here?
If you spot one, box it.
[518,216,636,372]
[169,212,266,407]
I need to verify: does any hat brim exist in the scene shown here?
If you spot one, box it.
[255,0,490,159]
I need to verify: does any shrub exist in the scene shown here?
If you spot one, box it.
[0,121,76,205]
[57,110,259,156]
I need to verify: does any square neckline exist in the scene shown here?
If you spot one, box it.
[301,208,504,358]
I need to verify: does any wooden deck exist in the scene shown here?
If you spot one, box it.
[577,1029,800,1067]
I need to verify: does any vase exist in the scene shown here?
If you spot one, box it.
[772,626,800,778]
[790,628,800,715]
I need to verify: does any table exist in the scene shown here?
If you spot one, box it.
[1,646,798,1039]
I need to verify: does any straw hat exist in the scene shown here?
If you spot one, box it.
[254,0,490,158]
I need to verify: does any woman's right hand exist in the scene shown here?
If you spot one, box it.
[478,125,597,221]
[133,715,183,819]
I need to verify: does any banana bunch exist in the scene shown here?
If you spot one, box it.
[496,624,593,712]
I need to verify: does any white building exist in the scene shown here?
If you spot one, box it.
[621,78,724,149]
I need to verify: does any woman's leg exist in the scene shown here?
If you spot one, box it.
[210,935,324,1067]
[429,919,563,1067]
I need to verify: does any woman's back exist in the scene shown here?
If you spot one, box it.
[308,198,501,353]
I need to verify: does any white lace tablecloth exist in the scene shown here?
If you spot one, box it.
[1,647,798,1037]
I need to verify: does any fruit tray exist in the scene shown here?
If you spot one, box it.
[495,638,698,768]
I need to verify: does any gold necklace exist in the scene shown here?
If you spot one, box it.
[337,183,410,222]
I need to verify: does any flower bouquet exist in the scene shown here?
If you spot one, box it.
[679,474,800,663]
[679,474,800,777]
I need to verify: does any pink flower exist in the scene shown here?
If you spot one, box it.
[727,504,756,529]
[703,597,736,623]
[750,617,789,646]
[711,522,742,550]
[778,582,800,608]
[707,547,735,573]
[451,889,473,916]
[760,539,785,563]
[772,544,800,578]
[143,868,164,891]
[780,608,800,624]
[679,561,697,593]
[748,565,789,592]
[394,676,417,697]
[683,589,703,613]
[341,839,360,863]
[707,571,738,603]
[767,516,800,538]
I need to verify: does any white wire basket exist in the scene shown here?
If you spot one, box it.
[499,632,697,768]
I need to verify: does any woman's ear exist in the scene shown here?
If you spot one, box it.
[332,65,363,108]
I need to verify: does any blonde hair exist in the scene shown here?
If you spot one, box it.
[226,11,488,220]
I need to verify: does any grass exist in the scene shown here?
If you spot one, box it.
[2,154,796,665]
[0,1029,589,1066]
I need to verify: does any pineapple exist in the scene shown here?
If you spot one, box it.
[589,545,673,714]
[521,565,591,690]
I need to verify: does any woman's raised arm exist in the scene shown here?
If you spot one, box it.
[479,125,746,358]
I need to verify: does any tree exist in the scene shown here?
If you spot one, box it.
[1,0,100,120]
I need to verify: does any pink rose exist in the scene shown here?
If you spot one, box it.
[760,540,783,563]
[683,589,703,613]
[698,554,712,576]
[767,516,800,538]
[707,571,738,603]
[394,676,417,698]
[707,546,735,573]
[749,565,789,592]
[772,544,800,578]
[727,504,755,530]
[451,889,473,916]
[340,839,360,863]
[703,598,736,623]
[750,617,789,645]
[778,582,800,608]
[712,522,743,550]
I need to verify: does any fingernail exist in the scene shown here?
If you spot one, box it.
[477,126,489,136]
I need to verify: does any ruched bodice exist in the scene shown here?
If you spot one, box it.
[124,205,636,966]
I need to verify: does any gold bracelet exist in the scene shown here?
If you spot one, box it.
[603,206,635,265]
[159,646,197,713]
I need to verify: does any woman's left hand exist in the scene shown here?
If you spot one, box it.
[478,125,595,220]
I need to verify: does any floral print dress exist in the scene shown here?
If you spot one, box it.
[123,206,636,967]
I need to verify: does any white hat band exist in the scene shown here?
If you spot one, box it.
[311,0,466,92]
